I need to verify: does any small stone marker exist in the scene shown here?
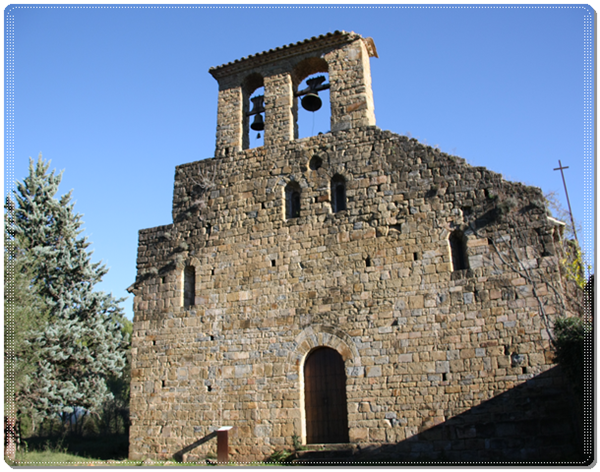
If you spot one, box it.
[217,426,234,463]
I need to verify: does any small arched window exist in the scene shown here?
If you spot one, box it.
[331,175,346,213]
[285,182,301,220]
[183,266,196,307]
[449,230,468,271]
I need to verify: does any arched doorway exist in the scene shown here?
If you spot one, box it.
[304,347,349,444]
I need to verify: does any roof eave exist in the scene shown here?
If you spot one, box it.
[208,30,363,80]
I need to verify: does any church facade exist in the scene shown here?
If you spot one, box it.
[128,32,572,462]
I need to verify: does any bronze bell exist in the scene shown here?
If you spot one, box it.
[249,95,265,131]
[250,113,264,131]
[301,93,322,112]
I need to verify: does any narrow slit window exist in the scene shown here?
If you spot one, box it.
[450,230,468,271]
[285,182,301,220]
[183,266,196,307]
[331,174,347,213]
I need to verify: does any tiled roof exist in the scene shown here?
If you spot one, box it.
[209,30,363,79]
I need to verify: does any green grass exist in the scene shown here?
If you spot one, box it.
[7,447,249,467]
[16,433,128,460]
[8,450,106,466]
[7,451,294,467]
[6,436,297,467]
[5,435,132,467]
[6,450,208,467]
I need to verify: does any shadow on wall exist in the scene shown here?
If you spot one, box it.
[172,430,217,463]
[304,366,588,465]
[365,366,586,464]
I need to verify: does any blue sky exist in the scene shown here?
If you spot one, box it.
[6,5,594,320]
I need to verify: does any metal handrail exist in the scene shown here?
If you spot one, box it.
[172,426,234,464]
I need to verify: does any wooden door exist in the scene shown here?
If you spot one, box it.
[304,347,349,444]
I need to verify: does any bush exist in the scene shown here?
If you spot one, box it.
[553,316,590,400]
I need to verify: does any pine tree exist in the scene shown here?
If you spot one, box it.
[6,155,128,425]
[4,201,49,442]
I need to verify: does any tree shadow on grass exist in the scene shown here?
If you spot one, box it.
[21,433,129,461]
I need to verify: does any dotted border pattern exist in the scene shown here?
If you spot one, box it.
[582,5,594,463]
[4,4,594,466]
[5,459,597,466]
[4,1,16,463]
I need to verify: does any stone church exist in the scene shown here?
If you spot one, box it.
[128,31,578,463]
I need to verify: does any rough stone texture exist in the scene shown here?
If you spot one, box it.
[129,32,577,463]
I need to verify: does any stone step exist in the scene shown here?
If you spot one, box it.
[301,443,358,452]
[292,443,359,464]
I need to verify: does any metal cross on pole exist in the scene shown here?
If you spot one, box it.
[553,160,579,245]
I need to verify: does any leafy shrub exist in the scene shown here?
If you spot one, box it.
[553,316,590,400]
[497,197,517,215]
[264,449,295,464]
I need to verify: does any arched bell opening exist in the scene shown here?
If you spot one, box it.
[292,57,330,140]
[242,73,265,150]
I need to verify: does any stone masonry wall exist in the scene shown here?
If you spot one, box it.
[129,126,567,462]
